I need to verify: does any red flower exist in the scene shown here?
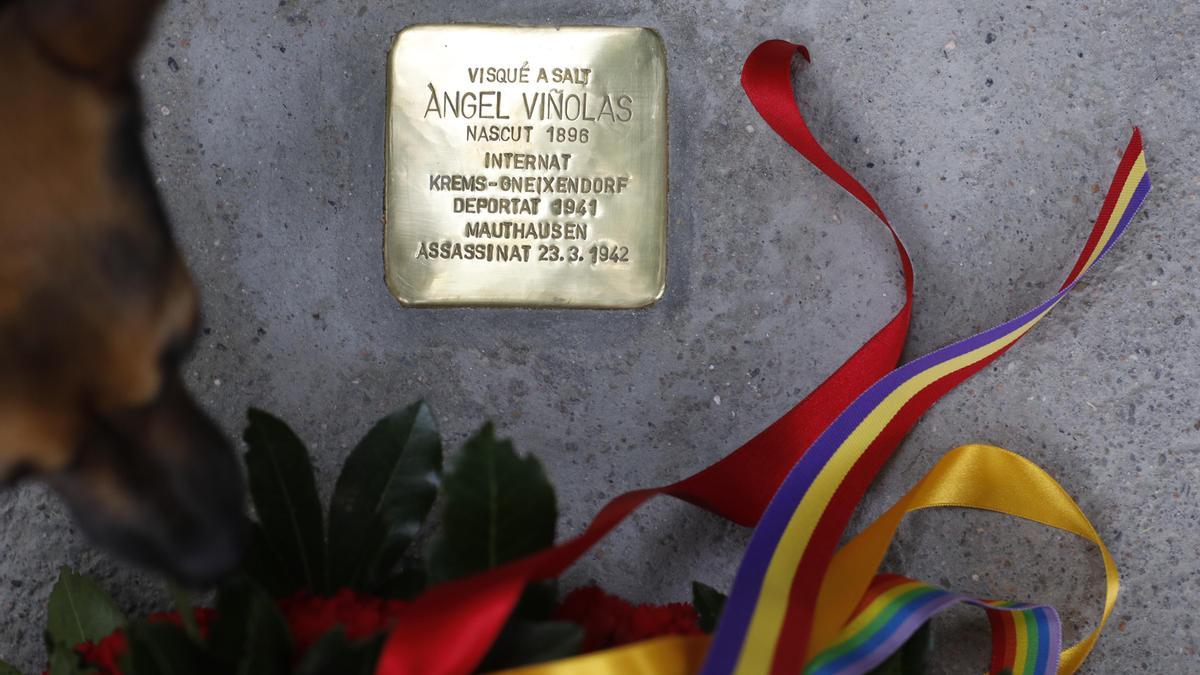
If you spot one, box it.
[276,588,408,656]
[67,609,216,675]
[554,585,702,653]
[46,589,409,674]
[148,607,217,632]
[48,585,688,673]
[74,630,127,675]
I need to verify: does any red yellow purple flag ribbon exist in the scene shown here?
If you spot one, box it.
[702,43,1148,674]
[374,40,1147,675]
[493,444,1117,675]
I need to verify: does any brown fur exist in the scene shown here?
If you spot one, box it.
[0,0,245,584]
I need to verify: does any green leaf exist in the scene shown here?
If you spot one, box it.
[243,408,328,593]
[239,523,295,597]
[45,647,81,675]
[897,621,932,673]
[328,402,442,590]
[869,653,903,675]
[0,661,22,675]
[867,620,932,675]
[479,620,583,671]
[169,584,201,642]
[476,580,566,672]
[375,559,427,600]
[691,581,727,633]
[208,578,292,675]
[427,424,556,582]
[45,566,126,649]
[294,630,381,675]
[127,622,215,675]
[511,580,559,622]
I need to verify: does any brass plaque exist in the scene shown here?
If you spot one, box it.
[385,24,668,308]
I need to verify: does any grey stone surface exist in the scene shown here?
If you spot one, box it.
[1,0,1195,671]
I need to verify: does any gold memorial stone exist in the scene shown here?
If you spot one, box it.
[385,24,668,307]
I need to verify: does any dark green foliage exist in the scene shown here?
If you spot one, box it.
[327,402,442,591]
[478,621,584,672]
[36,404,589,675]
[294,630,381,675]
[691,581,727,633]
[127,622,215,675]
[868,621,932,675]
[208,578,293,675]
[45,566,127,648]
[44,566,127,674]
[428,423,557,582]
[239,523,295,598]
[243,409,329,594]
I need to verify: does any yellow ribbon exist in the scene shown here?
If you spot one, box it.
[492,635,710,675]
[808,444,1118,673]
[493,444,1117,675]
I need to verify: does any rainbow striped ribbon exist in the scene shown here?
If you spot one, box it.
[701,132,1149,675]
[985,599,1061,675]
[805,575,1060,675]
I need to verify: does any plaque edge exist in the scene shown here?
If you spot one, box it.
[383,23,670,311]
